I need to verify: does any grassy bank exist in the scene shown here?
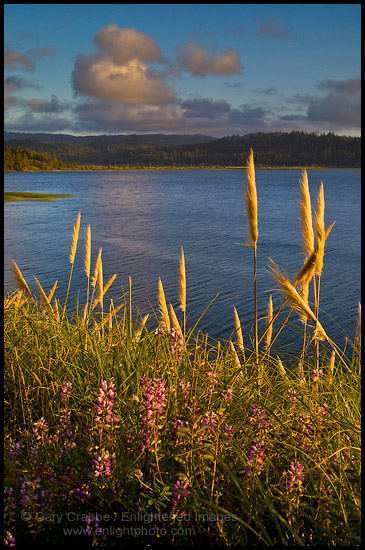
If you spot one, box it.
[4,153,361,546]
[4,191,74,202]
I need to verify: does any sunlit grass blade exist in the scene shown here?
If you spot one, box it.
[11,260,35,303]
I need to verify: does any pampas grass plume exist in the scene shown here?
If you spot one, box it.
[34,276,53,313]
[84,224,91,278]
[11,260,34,302]
[269,258,326,338]
[233,307,244,352]
[179,246,186,313]
[69,212,81,265]
[314,182,325,276]
[170,303,182,334]
[92,248,102,288]
[158,278,171,332]
[245,149,258,247]
[299,170,314,259]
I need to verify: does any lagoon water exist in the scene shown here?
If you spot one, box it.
[4,168,361,355]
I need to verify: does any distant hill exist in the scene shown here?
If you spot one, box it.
[4,131,216,147]
[3,131,361,168]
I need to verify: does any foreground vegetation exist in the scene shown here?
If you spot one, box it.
[4,152,361,546]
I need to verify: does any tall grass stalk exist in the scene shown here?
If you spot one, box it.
[179,246,186,336]
[245,149,259,365]
[84,224,91,319]
[64,211,81,313]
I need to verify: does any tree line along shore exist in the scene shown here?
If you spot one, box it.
[4,131,360,171]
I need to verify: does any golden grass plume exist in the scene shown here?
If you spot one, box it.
[293,245,318,288]
[230,341,241,369]
[245,148,258,248]
[11,260,34,302]
[299,170,314,259]
[276,356,287,378]
[179,246,186,313]
[233,307,244,353]
[314,182,325,276]
[92,248,102,288]
[34,277,54,313]
[158,278,171,332]
[269,258,327,339]
[47,280,58,303]
[69,211,81,265]
[84,224,91,278]
[170,303,182,334]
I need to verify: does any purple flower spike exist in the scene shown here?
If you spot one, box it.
[170,328,183,361]
[169,476,189,512]
[93,378,120,434]
[221,388,233,405]
[32,417,48,439]
[246,439,265,476]
[4,531,15,546]
[140,375,167,452]
[286,461,305,493]
[251,404,274,430]
[311,369,324,382]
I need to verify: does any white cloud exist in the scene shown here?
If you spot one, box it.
[72,25,175,105]
[72,55,175,104]
[93,25,164,64]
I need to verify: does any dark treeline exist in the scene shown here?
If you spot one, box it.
[4,131,361,169]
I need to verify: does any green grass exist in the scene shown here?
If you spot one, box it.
[4,294,361,547]
[4,191,74,202]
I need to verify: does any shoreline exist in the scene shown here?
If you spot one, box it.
[4,165,360,173]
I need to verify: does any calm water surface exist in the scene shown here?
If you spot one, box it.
[4,169,361,354]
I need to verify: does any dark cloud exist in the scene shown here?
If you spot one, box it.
[181,97,231,119]
[307,77,361,126]
[4,75,39,107]
[316,77,361,95]
[26,95,71,113]
[231,105,269,123]
[4,113,73,133]
[72,99,185,134]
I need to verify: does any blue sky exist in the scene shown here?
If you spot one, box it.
[4,4,361,136]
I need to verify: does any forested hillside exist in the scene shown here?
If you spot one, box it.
[4,131,361,169]
[4,146,77,171]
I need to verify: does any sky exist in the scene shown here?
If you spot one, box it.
[4,4,361,137]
